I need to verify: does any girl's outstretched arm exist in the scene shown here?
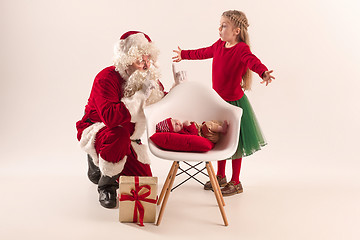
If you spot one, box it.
[174,41,216,61]
[172,46,182,62]
[261,70,275,86]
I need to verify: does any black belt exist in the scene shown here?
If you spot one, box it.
[131,139,142,145]
[85,118,94,124]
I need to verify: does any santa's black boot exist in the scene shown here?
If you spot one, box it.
[98,173,120,209]
[87,155,101,184]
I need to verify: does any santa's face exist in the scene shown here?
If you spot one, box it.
[125,55,152,77]
[132,55,151,70]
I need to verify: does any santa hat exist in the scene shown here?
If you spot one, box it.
[156,118,174,133]
[113,31,159,78]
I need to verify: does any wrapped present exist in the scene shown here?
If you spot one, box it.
[119,176,158,226]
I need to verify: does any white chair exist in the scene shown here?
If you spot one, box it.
[144,81,242,226]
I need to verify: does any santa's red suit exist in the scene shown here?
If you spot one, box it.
[76,31,164,179]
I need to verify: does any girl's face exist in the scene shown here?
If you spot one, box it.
[219,16,239,43]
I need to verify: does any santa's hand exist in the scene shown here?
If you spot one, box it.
[172,63,188,86]
[176,71,187,83]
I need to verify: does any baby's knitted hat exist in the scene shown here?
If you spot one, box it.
[156,118,174,132]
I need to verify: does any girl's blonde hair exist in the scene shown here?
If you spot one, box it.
[222,10,252,90]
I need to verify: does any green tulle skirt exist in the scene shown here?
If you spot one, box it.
[227,94,267,159]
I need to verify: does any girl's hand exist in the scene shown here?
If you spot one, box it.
[172,46,182,62]
[260,70,275,86]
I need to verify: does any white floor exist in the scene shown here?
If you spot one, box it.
[1,149,359,240]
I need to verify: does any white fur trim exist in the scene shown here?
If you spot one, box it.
[131,142,151,165]
[79,122,105,166]
[79,118,150,177]
[121,90,146,122]
[131,116,146,140]
[129,110,150,164]
[99,155,127,177]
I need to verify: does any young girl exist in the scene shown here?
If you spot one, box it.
[172,10,275,196]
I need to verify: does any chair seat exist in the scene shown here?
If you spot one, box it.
[144,81,242,162]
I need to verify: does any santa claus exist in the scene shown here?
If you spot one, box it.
[76,31,170,208]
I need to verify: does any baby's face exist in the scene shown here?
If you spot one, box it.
[171,119,183,132]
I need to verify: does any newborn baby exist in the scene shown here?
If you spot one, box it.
[156,118,228,143]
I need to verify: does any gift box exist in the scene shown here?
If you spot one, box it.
[119,176,158,226]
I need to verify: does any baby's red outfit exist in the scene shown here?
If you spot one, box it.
[178,123,198,135]
[156,118,198,135]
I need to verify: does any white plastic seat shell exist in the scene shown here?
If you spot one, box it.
[144,81,243,162]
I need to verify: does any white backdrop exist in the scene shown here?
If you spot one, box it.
[1,0,359,170]
[1,0,360,238]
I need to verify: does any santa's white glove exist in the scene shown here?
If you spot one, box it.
[172,63,187,86]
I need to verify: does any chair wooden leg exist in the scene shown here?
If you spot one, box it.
[206,163,221,203]
[207,162,225,208]
[156,161,179,226]
[206,162,225,208]
[157,161,176,206]
[208,161,225,207]
[206,162,228,226]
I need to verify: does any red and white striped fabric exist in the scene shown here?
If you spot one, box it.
[156,118,174,132]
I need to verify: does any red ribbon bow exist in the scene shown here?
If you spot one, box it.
[119,176,157,226]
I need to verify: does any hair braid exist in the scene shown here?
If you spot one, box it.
[222,10,252,91]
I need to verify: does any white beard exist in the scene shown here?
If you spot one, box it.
[145,83,165,106]
[123,65,164,106]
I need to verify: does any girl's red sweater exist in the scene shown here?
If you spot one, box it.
[181,39,268,101]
